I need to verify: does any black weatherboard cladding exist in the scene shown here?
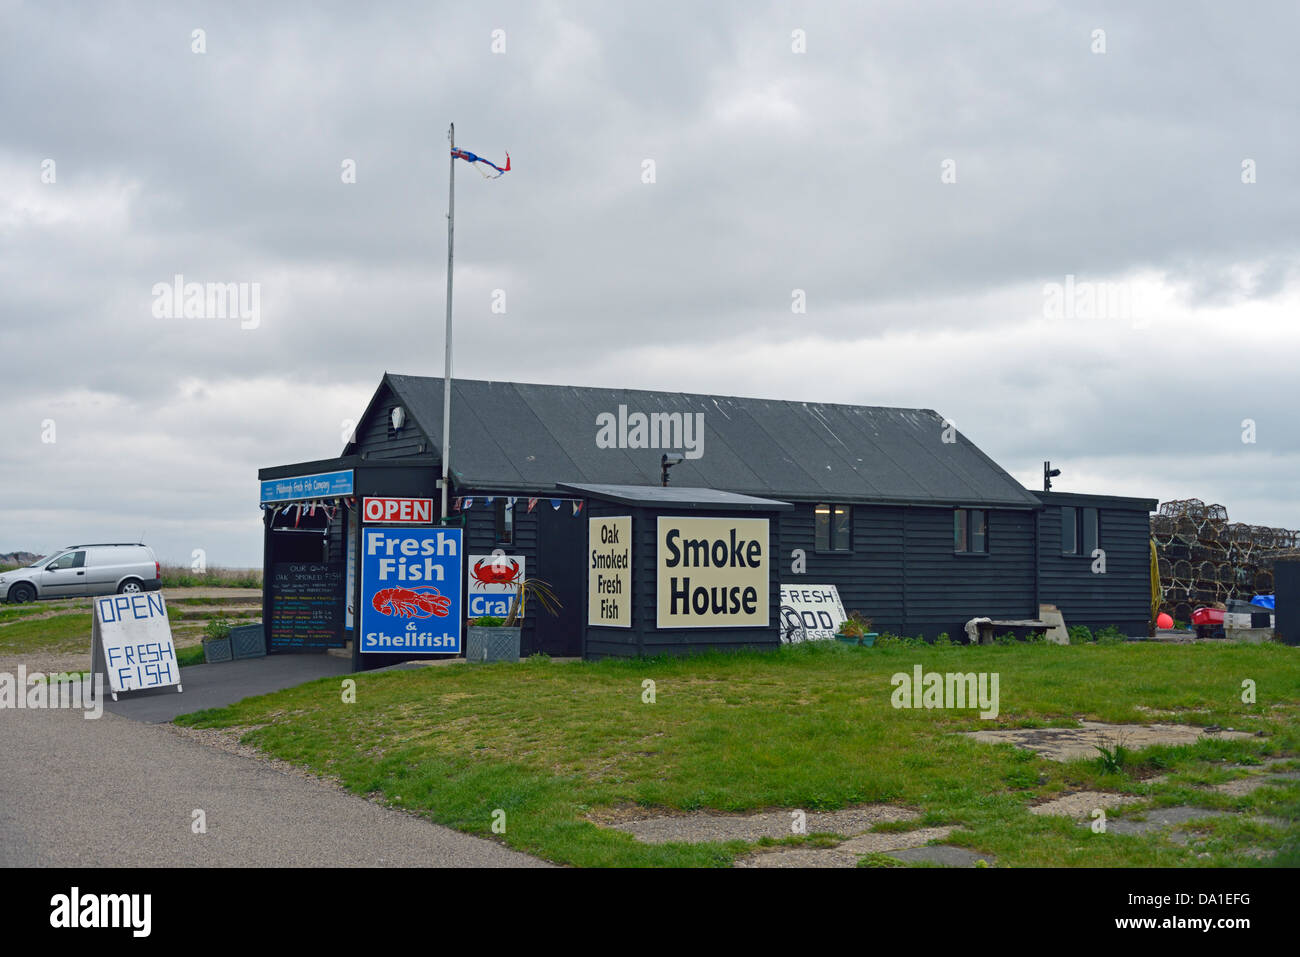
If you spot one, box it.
[1034,491,1156,635]
[377,374,1041,507]
[779,503,1036,639]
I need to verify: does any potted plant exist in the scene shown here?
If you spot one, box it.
[465,578,562,663]
[836,611,877,647]
[202,617,234,663]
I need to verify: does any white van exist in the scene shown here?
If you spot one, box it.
[0,543,162,603]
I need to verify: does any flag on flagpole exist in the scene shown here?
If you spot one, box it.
[451,146,511,178]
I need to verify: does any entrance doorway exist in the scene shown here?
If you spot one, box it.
[530,506,586,657]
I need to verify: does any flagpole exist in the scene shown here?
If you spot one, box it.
[441,122,455,522]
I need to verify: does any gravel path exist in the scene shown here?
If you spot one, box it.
[0,705,549,867]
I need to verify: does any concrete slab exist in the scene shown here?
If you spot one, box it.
[887,845,994,867]
[607,805,917,844]
[1029,790,1142,819]
[103,654,353,723]
[1101,805,1224,836]
[735,826,956,868]
[965,721,1257,762]
[1210,770,1300,796]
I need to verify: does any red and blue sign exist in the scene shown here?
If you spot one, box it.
[359,527,463,654]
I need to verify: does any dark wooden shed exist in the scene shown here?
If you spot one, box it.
[258,372,1156,665]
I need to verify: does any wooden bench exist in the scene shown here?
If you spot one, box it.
[968,618,1048,645]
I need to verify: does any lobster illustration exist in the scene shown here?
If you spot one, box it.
[371,586,451,618]
[469,558,522,589]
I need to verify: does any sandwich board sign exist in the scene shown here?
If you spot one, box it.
[779,584,847,642]
[90,592,182,701]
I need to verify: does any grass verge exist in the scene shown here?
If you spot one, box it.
[175,640,1300,867]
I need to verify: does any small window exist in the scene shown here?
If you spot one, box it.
[815,504,851,552]
[1061,506,1078,554]
[1062,506,1098,556]
[970,509,987,553]
[1082,507,1099,556]
[48,551,85,570]
[495,498,514,545]
[954,509,988,554]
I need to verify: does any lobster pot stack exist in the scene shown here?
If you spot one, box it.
[1151,498,1296,622]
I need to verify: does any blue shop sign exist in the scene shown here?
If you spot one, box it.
[260,469,354,504]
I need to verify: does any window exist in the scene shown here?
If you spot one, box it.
[1061,506,1077,554]
[1062,506,1099,556]
[495,498,514,545]
[954,509,988,554]
[814,504,851,551]
[47,551,85,570]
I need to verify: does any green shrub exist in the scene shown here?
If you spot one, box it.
[1067,625,1093,644]
[204,618,232,641]
[1095,741,1130,775]
[1094,625,1125,644]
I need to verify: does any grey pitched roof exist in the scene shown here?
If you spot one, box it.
[558,484,793,511]
[382,373,1041,508]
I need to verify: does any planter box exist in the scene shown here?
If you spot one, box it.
[202,636,233,664]
[836,632,878,648]
[466,626,521,663]
[229,623,266,659]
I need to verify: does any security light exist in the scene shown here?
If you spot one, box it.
[1044,460,1061,491]
[661,452,685,487]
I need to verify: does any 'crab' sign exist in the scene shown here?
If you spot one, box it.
[466,553,526,618]
[359,527,463,653]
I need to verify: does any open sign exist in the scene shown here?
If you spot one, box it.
[363,497,434,525]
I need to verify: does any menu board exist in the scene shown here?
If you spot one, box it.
[269,562,345,650]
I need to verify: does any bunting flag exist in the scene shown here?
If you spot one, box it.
[508,497,518,508]
[572,501,583,515]
[485,497,495,505]
[452,146,511,178]
[527,498,538,513]
[550,499,562,510]
[452,497,463,512]
[463,498,474,510]
[293,504,302,528]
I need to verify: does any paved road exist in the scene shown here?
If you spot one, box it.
[0,706,549,867]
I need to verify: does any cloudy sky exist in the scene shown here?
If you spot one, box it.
[2,0,1298,567]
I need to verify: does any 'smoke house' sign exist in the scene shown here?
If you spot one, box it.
[656,517,769,628]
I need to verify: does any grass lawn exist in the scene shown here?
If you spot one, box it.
[176,640,1300,867]
[0,594,259,663]
[0,612,94,656]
